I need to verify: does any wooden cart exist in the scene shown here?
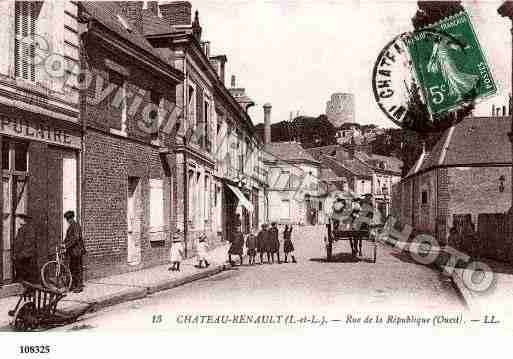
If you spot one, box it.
[8,281,95,331]
[325,220,377,263]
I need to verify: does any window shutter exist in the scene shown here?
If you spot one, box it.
[14,1,38,82]
[196,88,203,145]
[149,179,164,241]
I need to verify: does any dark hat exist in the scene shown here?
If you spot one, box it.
[16,213,32,220]
[63,210,75,220]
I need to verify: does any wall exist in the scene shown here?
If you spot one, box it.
[447,166,511,228]
[83,130,173,279]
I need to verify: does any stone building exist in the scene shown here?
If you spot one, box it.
[325,92,355,128]
[307,145,402,220]
[392,116,512,245]
[78,2,183,278]
[0,1,81,289]
[263,107,327,225]
[142,1,267,252]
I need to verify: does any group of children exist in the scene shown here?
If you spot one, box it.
[168,222,298,271]
[244,222,297,265]
[168,231,210,272]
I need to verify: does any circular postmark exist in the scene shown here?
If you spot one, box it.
[373,10,496,133]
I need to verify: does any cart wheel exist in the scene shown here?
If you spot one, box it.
[13,302,37,331]
[41,260,72,292]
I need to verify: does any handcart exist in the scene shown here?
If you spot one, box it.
[8,281,95,331]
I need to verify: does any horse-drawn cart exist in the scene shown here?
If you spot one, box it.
[325,221,377,263]
[8,281,95,331]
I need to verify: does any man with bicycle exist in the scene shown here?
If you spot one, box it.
[63,210,86,293]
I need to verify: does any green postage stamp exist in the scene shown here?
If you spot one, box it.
[404,10,497,116]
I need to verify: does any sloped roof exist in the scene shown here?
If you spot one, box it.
[142,13,171,36]
[306,145,338,160]
[265,141,319,164]
[80,2,172,67]
[321,155,373,178]
[320,165,346,182]
[406,116,512,177]
[356,152,403,174]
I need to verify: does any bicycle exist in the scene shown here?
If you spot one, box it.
[40,245,72,292]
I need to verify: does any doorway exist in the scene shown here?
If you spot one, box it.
[1,139,28,284]
[127,177,141,266]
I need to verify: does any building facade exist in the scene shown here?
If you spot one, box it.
[143,1,267,253]
[78,2,183,279]
[0,1,81,287]
[392,116,512,249]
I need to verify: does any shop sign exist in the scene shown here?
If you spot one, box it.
[0,116,81,149]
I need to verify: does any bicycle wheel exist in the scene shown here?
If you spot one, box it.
[41,261,72,292]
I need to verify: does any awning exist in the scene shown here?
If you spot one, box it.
[227,184,254,213]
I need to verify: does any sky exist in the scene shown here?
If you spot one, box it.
[184,0,512,128]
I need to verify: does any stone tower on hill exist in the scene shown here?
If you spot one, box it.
[326,93,355,127]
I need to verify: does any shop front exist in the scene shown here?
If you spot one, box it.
[0,110,81,286]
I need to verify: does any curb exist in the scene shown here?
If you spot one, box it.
[381,237,473,309]
[146,264,225,295]
[1,261,231,330]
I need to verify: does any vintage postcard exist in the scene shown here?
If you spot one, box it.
[0,0,513,357]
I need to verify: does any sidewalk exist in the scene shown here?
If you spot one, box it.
[380,236,513,316]
[0,243,232,330]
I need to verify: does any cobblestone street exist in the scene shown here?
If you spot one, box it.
[56,226,464,331]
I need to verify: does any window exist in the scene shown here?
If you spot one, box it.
[319,202,323,211]
[149,91,161,136]
[204,100,210,151]
[149,179,164,235]
[421,190,428,204]
[15,1,42,82]
[109,71,127,135]
[204,176,210,222]
[187,84,196,133]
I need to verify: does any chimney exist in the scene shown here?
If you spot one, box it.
[201,41,210,57]
[119,1,144,34]
[144,1,159,17]
[263,103,272,145]
[231,75,236,88]
[209,55,227,84]
[159,1,192,26]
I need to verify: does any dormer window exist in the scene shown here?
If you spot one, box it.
[117,14,132,32]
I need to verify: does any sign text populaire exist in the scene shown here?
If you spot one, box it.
[0,116,81,148]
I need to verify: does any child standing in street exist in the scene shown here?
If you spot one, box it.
[256,223,268,264]
[246,229,257,265]
[283,225,297,263]
[169,231,184,271]
[196,233,210,268]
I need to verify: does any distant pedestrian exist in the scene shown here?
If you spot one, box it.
[283,225,297,263]
[228,227,244,266]
[196,233,210,268]
[246,230,257,265]
[63,210,86,293]
[256,223,268,264]
[269,222,280,264]
[169,231,184,271]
